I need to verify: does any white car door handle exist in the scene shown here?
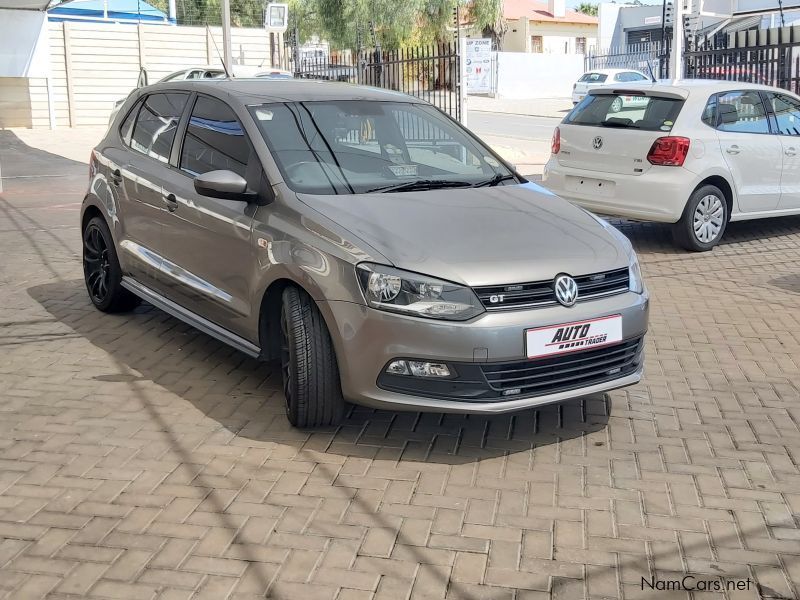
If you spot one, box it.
[785,147,797,157]
[726,145,740,155]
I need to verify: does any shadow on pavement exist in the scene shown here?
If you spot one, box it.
[28,279,611,466]
[611,215,800,256]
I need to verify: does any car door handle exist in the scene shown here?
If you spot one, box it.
[163,193,178,212]
[785,147,797,157]
[111,168,122,185]
[725,145,740,155]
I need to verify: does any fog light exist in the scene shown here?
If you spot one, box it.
[386,360,410,375]
[386,360,452,378]
[408,361,451,378]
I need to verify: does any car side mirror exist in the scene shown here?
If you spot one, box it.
[194,170,254,201]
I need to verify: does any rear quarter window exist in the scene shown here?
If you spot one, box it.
[565,94,684,132]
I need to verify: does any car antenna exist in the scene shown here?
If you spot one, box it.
[646,60,657,83]
[207,25,232,79]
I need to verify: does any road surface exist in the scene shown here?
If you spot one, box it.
[468,111,562,143]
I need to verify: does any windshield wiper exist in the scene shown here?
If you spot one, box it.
[472,173,517,187]
[365,179,474,193]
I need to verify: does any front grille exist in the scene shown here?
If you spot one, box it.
[474,267,630,311]
[480,337,643,397]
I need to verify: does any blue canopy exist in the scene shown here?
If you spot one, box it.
[48,0,174,24]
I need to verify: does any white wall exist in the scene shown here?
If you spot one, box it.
[598,3,624,50]
[0,20,281,128]
[494,52,584,98]
[0,9,50,77]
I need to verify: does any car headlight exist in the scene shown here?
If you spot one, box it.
[356,263,484,321]
[629,252,644,294]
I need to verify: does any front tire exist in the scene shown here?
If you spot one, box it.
[82,216,140,312]
[280,286,344,427]
[672,185,728,251]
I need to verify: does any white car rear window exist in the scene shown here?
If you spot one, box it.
[565,94,684,132]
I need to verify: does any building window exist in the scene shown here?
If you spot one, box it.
[576,37,586,54]
[531,35,543,53]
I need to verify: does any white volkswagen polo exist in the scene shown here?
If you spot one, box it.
[544,80,800,251]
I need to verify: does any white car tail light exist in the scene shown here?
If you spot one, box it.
[647,136,690,166]
[551,127,561,155]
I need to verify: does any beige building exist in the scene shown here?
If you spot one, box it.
[502,0,598,54]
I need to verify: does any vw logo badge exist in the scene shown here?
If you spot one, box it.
[592,136,603,150]
[554,274,579,307]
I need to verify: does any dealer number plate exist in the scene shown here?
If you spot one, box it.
[525,315,623,359]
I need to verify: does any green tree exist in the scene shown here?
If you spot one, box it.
[575,2,598,16]
[469,0,505,49]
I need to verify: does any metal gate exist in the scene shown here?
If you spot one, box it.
[584,41,671,79]
[284,42,461,121]
[685,26,800,92]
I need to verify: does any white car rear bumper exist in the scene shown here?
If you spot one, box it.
[542,158,698,223]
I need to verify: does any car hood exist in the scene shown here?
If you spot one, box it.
[296,182,629,287]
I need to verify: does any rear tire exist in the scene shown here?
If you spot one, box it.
[82,216,140,313]
[671,184,728,252]
[280,286,344,427]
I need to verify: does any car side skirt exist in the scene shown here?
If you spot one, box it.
[120,276,262,359]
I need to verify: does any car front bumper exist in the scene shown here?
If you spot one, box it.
[542,158,697,223]
[320,290,649,414]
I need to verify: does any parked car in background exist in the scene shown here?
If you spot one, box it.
[572,69,650,106]
[255,68,293,79]
[108,66,293,124]
[544,80,800,251]
[83,79,648,427]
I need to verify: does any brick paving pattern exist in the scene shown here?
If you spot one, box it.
[1,129,800,599]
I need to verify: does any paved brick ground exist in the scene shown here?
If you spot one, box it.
[1,128,800,599]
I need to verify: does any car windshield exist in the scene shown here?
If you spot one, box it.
[565,93,684,131]
[248,100,515,194]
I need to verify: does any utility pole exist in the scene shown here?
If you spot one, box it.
[221,0,233,75]
[669,0,684,79]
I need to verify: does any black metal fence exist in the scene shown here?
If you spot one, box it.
[584,41,671,79]
[285,42,461,121]
[685,25,800,93]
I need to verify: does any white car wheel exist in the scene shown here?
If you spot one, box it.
[692,194,725,244]
[672,185,728,252]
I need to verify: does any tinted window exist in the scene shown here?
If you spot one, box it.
[579,72,608,83]
[566,94,684,131]
[768,92,800,135]
[180,95,249,177]
[250,100,512,195]
[714,90,769,134]
[119,98,142,144]
[130,93,188,162]
[615,72,647,82]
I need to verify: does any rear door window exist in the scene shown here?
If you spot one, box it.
[130,92,189,162]
[706,90,769,134]
[565,94,684,131]
[615,72,647,82]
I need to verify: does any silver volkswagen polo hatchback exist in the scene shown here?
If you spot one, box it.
[81,79,649,427]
